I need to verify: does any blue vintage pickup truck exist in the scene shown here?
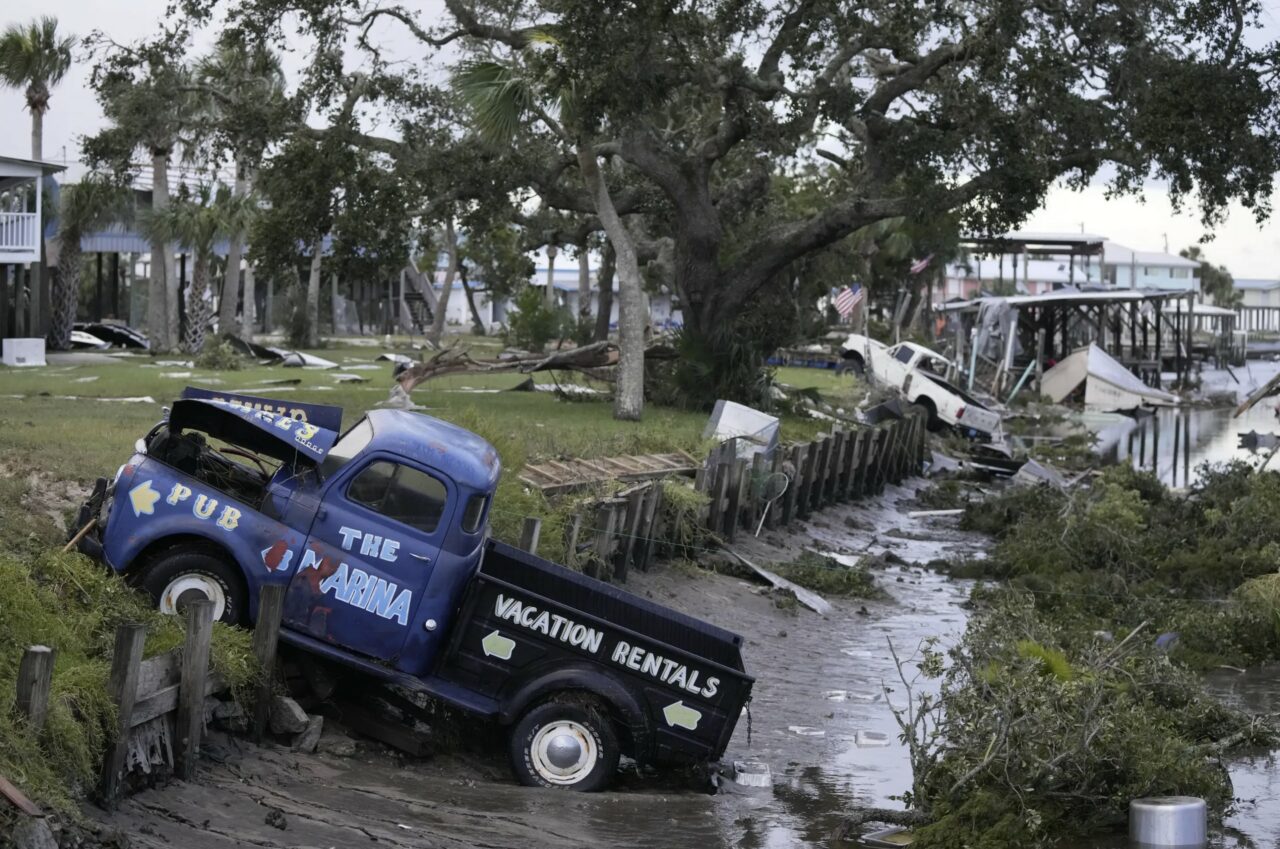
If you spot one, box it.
[75,388,752,791]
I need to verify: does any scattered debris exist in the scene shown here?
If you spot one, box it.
[517,451,700,494]
[722,548,832,615]
[278,350,339,369]
[1041,344,1176,410]
[331,373,369,384]
[703,400,780,460]
[220,333,282,362]
[376,352,413,364]
[11,817,56,849]
[1239,431,1280,453]
[263,808,288,830]
[76,321,150,350]
[70,330,110,350]
[292,716,324,754]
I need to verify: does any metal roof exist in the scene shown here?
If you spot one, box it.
[1233,278,1280,291]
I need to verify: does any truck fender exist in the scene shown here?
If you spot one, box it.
[499,664,652,760]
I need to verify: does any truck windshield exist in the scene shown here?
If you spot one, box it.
[320,418,373,480]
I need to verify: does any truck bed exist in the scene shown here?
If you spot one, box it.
[435,540,754,765]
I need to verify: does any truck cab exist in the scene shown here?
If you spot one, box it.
[77,388,752,791]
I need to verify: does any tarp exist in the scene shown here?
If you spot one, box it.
[169,396,339,465]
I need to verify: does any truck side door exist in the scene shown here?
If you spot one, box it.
[284,454,454,662]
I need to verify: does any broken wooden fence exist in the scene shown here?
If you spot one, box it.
[516,406,928,581]
[10,586,288,811]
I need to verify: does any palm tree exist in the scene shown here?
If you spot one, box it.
[456,57,648,421]
[195,41,286,337]
[0,16,74,159]
[141,185,252,353]
[48,175,132,350]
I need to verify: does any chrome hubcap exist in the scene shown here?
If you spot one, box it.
[530,720,596,785]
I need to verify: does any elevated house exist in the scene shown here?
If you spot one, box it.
[1,155,66,361]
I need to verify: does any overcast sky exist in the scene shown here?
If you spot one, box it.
[3,0,1279,277]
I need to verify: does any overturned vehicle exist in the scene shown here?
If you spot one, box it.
[74,387,753,790]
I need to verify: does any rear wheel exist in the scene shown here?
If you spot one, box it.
[138,548,247,625]
[842,352,866,377]
[914,397,943,432]
[509,698,620,791]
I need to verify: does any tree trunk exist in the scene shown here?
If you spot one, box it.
[427,218,458,347]
[577,249,592,326]
[241,263,257,338]
[48,243,80,350]
[545,246,557,308]
[30,105,42,160]
[593,243,615,342]
[183,254,212,353]
[148,151,171,351]
[578,146,644,421]
[305,239,323,348]
[330,273,340,334]
[217,166,248,336]
[459,265,486,334]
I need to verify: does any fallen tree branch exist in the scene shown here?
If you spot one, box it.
[833,807,930,842]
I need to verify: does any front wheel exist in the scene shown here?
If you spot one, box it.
[138,548,247,625]
[509,698,620,791]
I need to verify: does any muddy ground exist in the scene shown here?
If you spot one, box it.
[83,481,988,849]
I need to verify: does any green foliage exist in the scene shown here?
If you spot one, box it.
[0,550,254,824]
[766,552,886,599]
[1180,246,1238,308]
[0,15,73,111]
[906,595,1271,848]
[657,480,712,560]
[506,285,572,352]
[957,462,1280,668]
[194,339,245,371]
[283,281,310,349]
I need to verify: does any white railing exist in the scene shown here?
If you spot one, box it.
[0,212,39,254]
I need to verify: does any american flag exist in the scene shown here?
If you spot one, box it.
[834,284,864,319]
[909,254,935,275]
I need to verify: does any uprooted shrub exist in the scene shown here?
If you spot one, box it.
[0,550,255,828]
[861,593,1274,849]
[953,462,1280,668]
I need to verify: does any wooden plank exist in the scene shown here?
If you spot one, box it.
[825,432,843,504]
[134,648,182,702]
[252,584,286,744]
[614,487,647,581]
[710,459,731,533]
[765,448,784,530]
[563,513,583,568]
[519,517,542,555]
[849,430,867,497]
[0,774,41,817]
[98,622,146,809]
[798,440,818,517]
[638,484,664,569]
[725,458,746,543]
[130,672,225,728]
[591,502,619,578]
[782,444,804,525]
[176,600,214,780]
[745,452,766,532]
[16,646,55,730]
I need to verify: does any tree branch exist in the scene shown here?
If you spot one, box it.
[342,7,468,48]
[861,41,967,116]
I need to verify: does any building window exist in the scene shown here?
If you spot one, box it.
[1144,266,1156,276]
[1169,268,1189,279]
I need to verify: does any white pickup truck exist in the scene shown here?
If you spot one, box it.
[840,335,1002,439]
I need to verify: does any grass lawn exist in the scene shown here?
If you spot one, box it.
[0,339,853,553]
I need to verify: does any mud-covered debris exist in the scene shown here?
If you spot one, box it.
[269,696,308,735]
[213,700,247,732]
[12,818,57,849]
[293,716,324,754]
[264,808,287,830]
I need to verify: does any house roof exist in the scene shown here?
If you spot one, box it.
[1101,242,1200,269]
[0,154,66,176]
[1234,278,1280,291]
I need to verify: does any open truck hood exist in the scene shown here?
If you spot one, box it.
[170,389,342,464]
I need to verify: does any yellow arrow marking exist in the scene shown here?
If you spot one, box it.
[662,701,702,731]
[481,630,516,661]
[129,480,161,516]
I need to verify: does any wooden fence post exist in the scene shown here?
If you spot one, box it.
[782,444,804,525]
[723,458,745,542]
[746,452,766,532]
[564,513,583,568]
[591,501,618,577]
[828,431,846,503]
[796,442,816,518]
[519,517,542,556]
[98,623,146,809]
[16,646,55,731]
[176,599,214,780]
[615,487,646,581]
[252,584,286,743]
[638,484,664,569]
[765,448,784,530]
[843,430,862,499]
[710,459,732,534]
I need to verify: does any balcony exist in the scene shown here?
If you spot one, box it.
[0,211,40,264]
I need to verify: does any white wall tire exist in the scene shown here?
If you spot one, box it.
[139,548,246,625]
[509,699,620,791]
